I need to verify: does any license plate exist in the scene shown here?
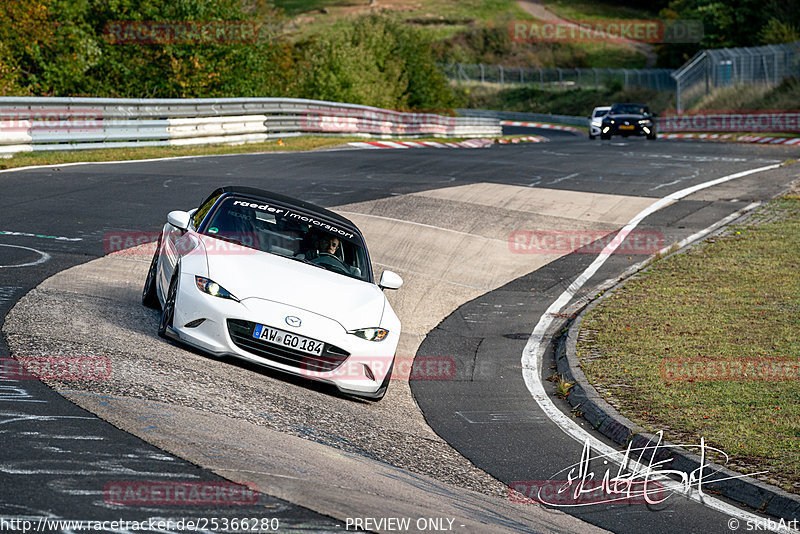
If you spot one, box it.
[620,125,635,130]
[252,324,324,356]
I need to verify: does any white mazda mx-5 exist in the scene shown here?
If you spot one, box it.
[142,186,403,400]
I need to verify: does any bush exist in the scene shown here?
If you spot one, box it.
[296,13,456,110]
[6,0,294,98]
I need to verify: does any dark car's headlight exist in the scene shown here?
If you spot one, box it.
[195,276,238,301]
[350,328,389,341]
[638,119,652,125]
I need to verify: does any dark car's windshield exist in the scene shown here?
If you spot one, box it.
[610,104,649,116]
[199,196,371,282]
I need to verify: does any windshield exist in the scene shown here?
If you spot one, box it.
[610,104,648,116]
[200,196,371,282]
[593,109,610,118]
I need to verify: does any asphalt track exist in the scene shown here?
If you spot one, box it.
[1,130,798,533]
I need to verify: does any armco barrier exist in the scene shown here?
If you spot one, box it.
[0,97,501,155]
[458,108,590,128]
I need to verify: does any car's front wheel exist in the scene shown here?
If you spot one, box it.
[600,133,611,140]
[142,236,161,310]
[158,267,179,338]
[589,134,596,140]
[647,132,657,140]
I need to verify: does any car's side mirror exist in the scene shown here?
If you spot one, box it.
[167,210,191,231]
[378,270,403,290]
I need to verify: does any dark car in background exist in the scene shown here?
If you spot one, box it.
[600,103,657,140]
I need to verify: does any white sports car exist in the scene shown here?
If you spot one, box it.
[142,186,403,400]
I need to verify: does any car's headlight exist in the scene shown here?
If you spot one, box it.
[195,276,238,301]
[608,119,616,124]
[350,328,389,341]
[638,119,651,124]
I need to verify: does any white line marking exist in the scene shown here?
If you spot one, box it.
[0,244,51,268]
[0,152,288,175]
[0,230,82,242]
[520,163,794,531]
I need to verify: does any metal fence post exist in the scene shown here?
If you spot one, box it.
[480,64,485,84]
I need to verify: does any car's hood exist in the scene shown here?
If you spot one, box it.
[606,114,649,122]
[201,237,385,330]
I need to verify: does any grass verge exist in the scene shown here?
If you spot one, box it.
[0,135,489,171]
[543,0,658,21]
[577,192,800,493]
[458,83,675,115]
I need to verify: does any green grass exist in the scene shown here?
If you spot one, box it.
[273,0,356,18]
[543,0,658,21]
[279,0,535,40]
[577,194,800,492]
[279,0,652,68]
[692,78,800,112]
[459,83,675,116]
[0,135,488,170]
[276,0,534,21]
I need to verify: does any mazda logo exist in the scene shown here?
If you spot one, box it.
[285,316,302,327]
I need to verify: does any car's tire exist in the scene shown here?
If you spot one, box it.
[366,358,394,402]
[158,267,179,339]
[142,236,162,310]
[647,132,657,140]
[600,133,611,140]
[589,134,596,140]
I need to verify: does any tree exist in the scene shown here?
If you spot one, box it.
[296,13,455,110]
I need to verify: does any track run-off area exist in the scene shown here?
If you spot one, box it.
[1,132,798,533]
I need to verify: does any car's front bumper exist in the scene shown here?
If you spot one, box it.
[170,275,398,396]
[602,123,655,137]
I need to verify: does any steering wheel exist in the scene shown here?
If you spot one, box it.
[312,253,350,275]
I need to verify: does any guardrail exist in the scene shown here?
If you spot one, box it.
[458,109,590,128]
[0,97,502,155]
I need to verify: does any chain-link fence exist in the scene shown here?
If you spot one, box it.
[672,42,800,111]
[440,63,676,92]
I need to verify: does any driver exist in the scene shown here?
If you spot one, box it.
[317,235,340,256]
